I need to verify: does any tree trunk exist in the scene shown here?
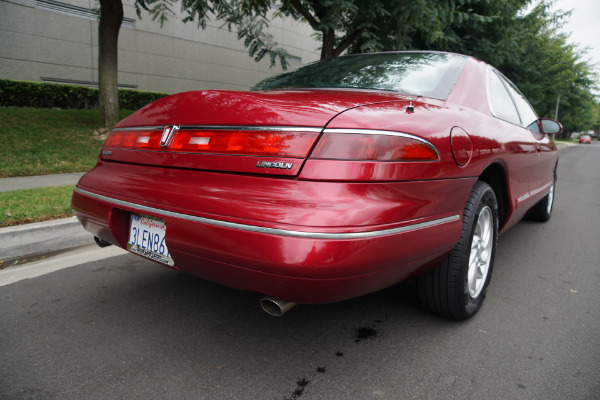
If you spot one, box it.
[98,0,123,130]
[320,29,335,60]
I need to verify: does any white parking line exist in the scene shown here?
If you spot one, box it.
[0,244,128,286]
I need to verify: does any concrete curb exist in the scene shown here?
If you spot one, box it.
[0,216,95,262]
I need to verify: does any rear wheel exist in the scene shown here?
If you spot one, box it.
[526,176,555,222]
[417,181,498,320]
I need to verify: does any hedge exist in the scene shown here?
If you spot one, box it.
[0,79,168,110]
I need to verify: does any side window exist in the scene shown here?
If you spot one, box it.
[487,70,521,126]
[502,78,540,132]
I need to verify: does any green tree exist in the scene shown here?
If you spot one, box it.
[276,0,391,60]
[349,0,504,55]
[225,0,496,61]
[98,0,123,131]
[593,103,600,136]
[490,2,598,134]
[97,0,288,130]
[388,0,599,134]
[98,0,598,135]
[96,0,434,128]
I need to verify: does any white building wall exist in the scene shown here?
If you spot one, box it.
[0,0,321,93]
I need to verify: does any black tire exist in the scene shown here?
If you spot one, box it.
[526,176,555,222]
[417,181,498,320]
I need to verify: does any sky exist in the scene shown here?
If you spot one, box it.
[548,0,600,75]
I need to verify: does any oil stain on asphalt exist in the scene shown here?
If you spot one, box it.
[282,317,387,399]
[355,326,378,342]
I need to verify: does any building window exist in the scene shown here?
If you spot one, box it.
[35,0,136,29]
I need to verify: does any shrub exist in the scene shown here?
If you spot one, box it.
[0,79,168,110]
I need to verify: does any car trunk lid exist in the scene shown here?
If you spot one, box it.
[102,89,403,176]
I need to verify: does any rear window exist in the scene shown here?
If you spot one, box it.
[252,52,467,100]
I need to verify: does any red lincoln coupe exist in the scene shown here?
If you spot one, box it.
[72,52,561,319]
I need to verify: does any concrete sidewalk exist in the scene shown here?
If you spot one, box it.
[0,172,85,192]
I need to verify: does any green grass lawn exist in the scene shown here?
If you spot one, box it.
[0,107,134,226]
[0,185,75,227]
[0,107,133,177]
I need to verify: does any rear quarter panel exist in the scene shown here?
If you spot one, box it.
[312,57,557,232]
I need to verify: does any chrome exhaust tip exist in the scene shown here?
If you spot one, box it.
[260,296,296,317]
[94,236,113,248]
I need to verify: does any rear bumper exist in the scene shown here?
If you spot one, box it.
[72,164,472,303]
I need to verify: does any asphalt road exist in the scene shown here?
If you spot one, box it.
[1,143,599,400]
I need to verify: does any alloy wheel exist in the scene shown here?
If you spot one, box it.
[468,206,493,298]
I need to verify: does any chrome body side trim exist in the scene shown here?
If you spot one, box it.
[529,181,552,197]
[517,193,530,203]
[75,188,460,240]
[517,181,553,204]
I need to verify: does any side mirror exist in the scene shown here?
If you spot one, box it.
[539,118,563,135]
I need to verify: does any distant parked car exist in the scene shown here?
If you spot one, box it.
[579,134,592,144]
[72,51,562,320]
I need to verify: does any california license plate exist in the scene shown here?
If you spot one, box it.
[127,214,174,266]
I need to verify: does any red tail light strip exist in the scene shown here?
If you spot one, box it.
[168,130,318,157]
[105,126,439,161]
[104,129,164,150]
[105,126,323,158]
